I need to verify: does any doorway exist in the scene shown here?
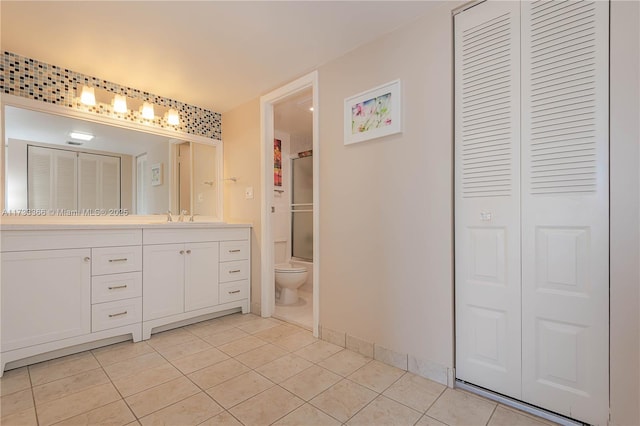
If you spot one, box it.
[260,72,319,336]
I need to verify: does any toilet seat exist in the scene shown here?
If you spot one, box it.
[275,264,307,273]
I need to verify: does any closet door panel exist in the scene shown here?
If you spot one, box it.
[454,0,522,399]
[521,1,609,424]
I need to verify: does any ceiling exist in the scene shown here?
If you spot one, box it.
[4,106,174,157]
[0,1,437,113]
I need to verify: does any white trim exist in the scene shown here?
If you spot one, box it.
[0,94,224,220]
[259,71,320,337]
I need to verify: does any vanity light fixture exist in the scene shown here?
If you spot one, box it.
[141,102,155,120]
[69,132,94,141]
[113,94,128,113]
[309,107,314,111]
[80,85,96,106]
[167,108,180,125]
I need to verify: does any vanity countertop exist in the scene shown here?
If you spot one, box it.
[0,221,252,231]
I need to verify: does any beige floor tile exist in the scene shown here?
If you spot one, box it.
[280,365,342,401]
[217,335,267,357]
[111,363,182,397]
[29,352,100,386]
[347,395,422,426]
[145,327,198,350]
[198,410,244,426]
[383,373,446,412]
[347,360,405,393]
[125,376,200,418]
[235,343,288,369]
[309,379,377,423]
[32,368,110,404]
[1,388,34,419]
[206,371,274,409]
[229,386,303,426]
[272,331,318,352]
[294,340,344,363]
[35,382,120,426]
[92,341,154,367]
[170,347,230,375]
[489,405,555,426]
[318,349,371,377]
[187,358,250,389]
[414,414,448,426]
[54,400,135,426]
[427,388,497,426]
[125,422,141,426]
[255,354,313,384]
[0,406,37,425]
[253,324,303,342]
[103,352,168,380]
[139,392,224,426]
[155,337,212,362]
[272,403,342,426]
[236,318,281,334]
[220,313,262,326]
[202,328,251,347]
[0,367,31,397]
[184,319,237,338]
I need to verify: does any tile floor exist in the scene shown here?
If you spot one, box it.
[274,290,313,330]
[0,314,557,426]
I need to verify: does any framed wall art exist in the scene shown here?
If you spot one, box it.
[344,79,401,145]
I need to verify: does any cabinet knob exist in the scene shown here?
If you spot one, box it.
[179,250,185,255]
[84,257,91,262]
[186,250,192,254]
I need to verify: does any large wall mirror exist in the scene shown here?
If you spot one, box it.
[2,100,222,220]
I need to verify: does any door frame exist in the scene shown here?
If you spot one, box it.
[259,71,319,337]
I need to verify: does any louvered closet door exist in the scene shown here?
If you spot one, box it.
[521,1,609,424]
[454,1,522,399]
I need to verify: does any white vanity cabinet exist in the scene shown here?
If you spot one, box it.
[142,227,250,340]
[0,228,143,375]
[1,249,91,351]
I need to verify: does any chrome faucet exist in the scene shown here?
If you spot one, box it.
[166,210,173,222]
[189,213,198,222]
[179,209,188,222]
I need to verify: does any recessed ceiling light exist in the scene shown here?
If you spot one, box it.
[69,132,94,141]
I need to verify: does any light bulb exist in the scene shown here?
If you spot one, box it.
[113,94,128,113]
[141,102,155,120]
[80,85,96,106]
[167,108,180,125]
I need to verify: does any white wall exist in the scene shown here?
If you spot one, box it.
[317,0,459,373]
[610,1,640,424]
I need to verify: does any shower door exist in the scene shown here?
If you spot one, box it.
[291,156,313,260]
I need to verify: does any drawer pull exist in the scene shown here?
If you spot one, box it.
[84,257,91,262]
[229,269,241,273]
[108,311,128,318]
[108,258,128,263]
[186,250,192,254]
[229,249,241,253]
[108,285,128,290]
[180,250,185,255]
[229,290,241,294]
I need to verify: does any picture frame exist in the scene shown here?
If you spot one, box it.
[344,79,401,145]
[274,138,282,187]
[150,163,163,186]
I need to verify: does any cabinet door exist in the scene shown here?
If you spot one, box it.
[184,242,220,312]
[1,248,91,351]
[143,244,184,320]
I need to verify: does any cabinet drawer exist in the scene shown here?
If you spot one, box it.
[219,280,249,304]
[219,241,249,262]
[92,246,142,275]
[219,260,249,283]
[92,298,142,332]
[92,272,142,304]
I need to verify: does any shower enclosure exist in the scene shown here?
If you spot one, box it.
[291,155,313,260]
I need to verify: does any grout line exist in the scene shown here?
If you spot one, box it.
[486,403,499,426]
[27,366,41,426]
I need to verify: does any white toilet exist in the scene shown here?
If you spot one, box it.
[275,263,308,305]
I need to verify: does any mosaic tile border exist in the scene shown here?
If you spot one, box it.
[0,51,221,140]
